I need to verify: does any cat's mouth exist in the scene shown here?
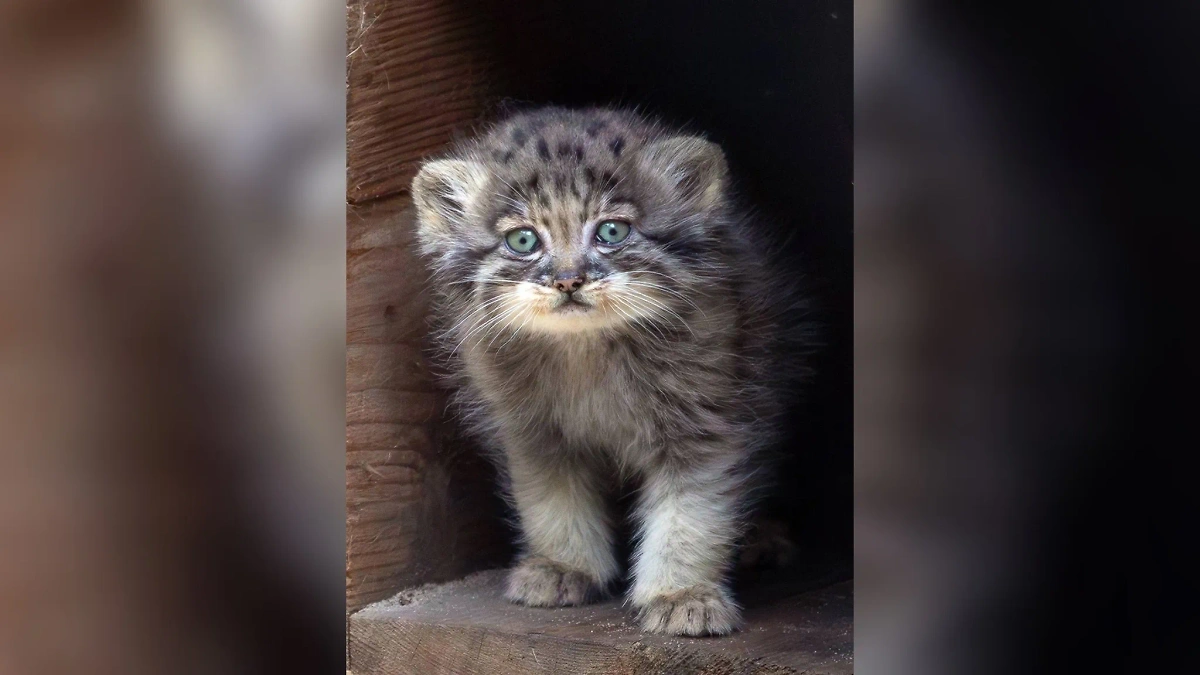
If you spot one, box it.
[553,296,593,313]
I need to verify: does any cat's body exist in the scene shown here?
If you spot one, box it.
[411,107,810,636]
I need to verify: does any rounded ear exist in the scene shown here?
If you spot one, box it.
[636,136,729,211]
[410,159,490,251]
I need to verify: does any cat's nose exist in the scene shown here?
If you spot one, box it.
[553,272,584,293]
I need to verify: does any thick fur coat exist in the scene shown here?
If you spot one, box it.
[411,107,811,636]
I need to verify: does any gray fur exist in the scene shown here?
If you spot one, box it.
[410,107,811,636]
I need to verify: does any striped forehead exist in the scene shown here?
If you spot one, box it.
[491,165,623,241]
[479,114,643,242]
[533,186,590,241]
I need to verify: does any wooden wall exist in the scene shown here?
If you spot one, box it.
[345,0,512,612]
[347,0,498,204]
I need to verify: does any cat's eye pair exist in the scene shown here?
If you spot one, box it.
[504,220,632,255]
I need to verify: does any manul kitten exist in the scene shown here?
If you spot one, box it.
[410,106,812,636]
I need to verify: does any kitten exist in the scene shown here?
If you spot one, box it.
[410,107,810,636]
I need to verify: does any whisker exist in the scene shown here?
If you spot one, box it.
[497,306,535,351]
[443,294,510,335]
[614,296,669,342]
[451,302,522,356]
[444,278,525,287]
[620,288,696,337]
[485,303,530,350]
[620,281,707,315]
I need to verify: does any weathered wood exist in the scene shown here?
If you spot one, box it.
[343,200,429,355]
[346,195,511,613]
[347,0,501,203]
[350,571,853,674]
[345,0,518,608]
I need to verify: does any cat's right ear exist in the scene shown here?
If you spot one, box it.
[636,136,729,214]
[410,159,490,252]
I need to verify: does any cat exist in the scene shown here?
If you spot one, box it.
[410,106,812,636]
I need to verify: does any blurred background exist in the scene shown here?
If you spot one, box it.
[1,1,345,673]
[0,0,1188,674]
[856,1,1189,674]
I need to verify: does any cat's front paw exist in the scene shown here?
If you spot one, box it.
[504,556,602,607]
[637,584,741,636]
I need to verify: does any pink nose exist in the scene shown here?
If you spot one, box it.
[553,276,583,293]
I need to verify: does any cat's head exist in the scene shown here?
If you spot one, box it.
[411,109,730,338]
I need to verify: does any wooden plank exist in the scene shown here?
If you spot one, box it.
[350,571,854,674]
[345,201,434,343]
[348,195,416,251]
[347,0,501,203]
[346,424,433,460]
[346,194,512,612]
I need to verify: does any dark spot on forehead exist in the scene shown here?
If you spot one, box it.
[493,149,514,165]
[610,137,625,157]
[573,144,585,161]
[511,127,529,147]
[584,166,596,185]
[585,120,608,137]
[526,173,540,194]
[536,137,550,160]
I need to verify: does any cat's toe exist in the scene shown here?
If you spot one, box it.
[637,584,741,636]
[504,556,601,607]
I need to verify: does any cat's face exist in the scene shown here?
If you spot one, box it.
[412,112,728,339]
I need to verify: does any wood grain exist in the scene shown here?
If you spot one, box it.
[345,0,516,610]
[350,571,854,674]
[347,0,501,203]
[345,196,511,612]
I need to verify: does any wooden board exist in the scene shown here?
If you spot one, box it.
[350,570,853,674]
[347,0,501,203]
[345,196,512,612]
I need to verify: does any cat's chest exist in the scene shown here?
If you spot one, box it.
[541,349,634,437]
[487,340,645,445]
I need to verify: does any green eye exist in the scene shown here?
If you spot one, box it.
[596,220,631,244]
[505,228,540,254]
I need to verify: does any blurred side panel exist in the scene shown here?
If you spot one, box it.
[1,0,346,673]
[854,0,1155,673]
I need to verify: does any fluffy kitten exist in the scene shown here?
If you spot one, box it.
[411,107,809,636]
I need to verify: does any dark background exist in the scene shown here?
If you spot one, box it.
[473,0,854,579]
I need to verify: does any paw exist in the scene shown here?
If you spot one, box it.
[504,556,602,607]
[637,584,741,636]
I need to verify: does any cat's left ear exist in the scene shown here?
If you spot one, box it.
[636,136,729,212]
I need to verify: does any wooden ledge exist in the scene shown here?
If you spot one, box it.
[349,569,852,674]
